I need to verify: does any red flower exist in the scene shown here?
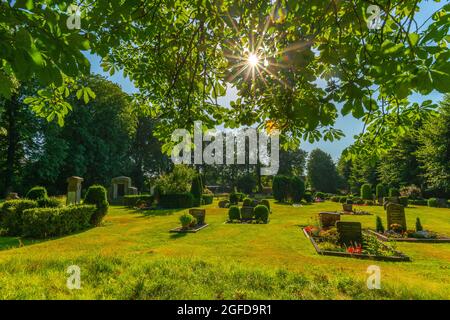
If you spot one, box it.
[304,226,315,234]
[347,244,362,254]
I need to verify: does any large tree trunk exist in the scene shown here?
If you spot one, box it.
[4,95,18,196]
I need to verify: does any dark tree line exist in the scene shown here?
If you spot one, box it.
[0,75,170,197]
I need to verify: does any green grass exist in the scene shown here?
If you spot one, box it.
[0,200,449,299]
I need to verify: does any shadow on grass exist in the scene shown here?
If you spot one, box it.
[169,232,188,239]
[132,208,184,218]
[0,237,45,251]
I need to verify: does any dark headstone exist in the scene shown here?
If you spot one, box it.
[319,212,341,228]
[240,206,254,220]
[342,204,353,212]
[189,209,206,225]
[386,203,406,231]
[336,221,362,246]
[383,196,399,209]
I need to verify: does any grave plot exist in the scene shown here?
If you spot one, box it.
[302,219,410,262]
[340,203,372,216]
[369,204,450,243]
[226,204,270,224]
[170,209,209,233]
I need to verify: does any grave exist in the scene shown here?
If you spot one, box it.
[342,203,353,212]
[241,206,254,220]
[110,176,137,201]
[386,203,407,231]
[189,208,206,225]
[5,192,20,200]
[66,176,83,205]
[318,212,340,228]
[336,221,362,246]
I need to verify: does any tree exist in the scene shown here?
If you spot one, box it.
[290,176,305,203]
[416,96,450,197]
[272,175,290,202]
[307,149,338,193]
[278,148,308,176]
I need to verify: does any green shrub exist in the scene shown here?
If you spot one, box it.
[408,199,428,206]
[159,193,194,209]
[415,217,423,232]
[37,197,62,208]
[376,216,385,233]
[236,173,257,194]
[360,184,372,200]
[376,184,388,199]
[303,191,313,203]
[389,188,400,197]
[290,177,305,203]
[218,200,230,208]
[260,199,270,212]
[399,196,408,207]
[330,196,339,202]
[190,175,203,207]
[339,196,347,204]
[229,193,239,205]
[228,206,241,221]
[365,200,374,206]
[202,194,213,205]
[243,198,253,207]
[0,200,39,236]
[84,185,109,226]
[354,198,365,205]
[315,192,326,199]
[254,205,269,223]
[272,175,290,202]
[26,186,48,200]
[427,198,438,207]
[346,198,354,204]
[123,195,154,207]
[21,205,96,238]
[179,213,194,229]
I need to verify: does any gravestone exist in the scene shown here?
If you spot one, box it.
[66,176,83,205]
[240,206,254,220]
[336,221,362,246]
[342,204,353,213]
[111,176,134,201]
[386,203,407,231]
[319,212,341,228]
[383,196,399,209]
[129,187,138,195]
[189,208,206,225]
[5,192,20,200]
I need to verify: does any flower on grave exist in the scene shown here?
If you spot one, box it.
[390,223,404,233]
[347,244,362,254]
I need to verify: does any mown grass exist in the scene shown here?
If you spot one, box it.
[0,200,449,299]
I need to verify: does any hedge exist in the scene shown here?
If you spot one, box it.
[228,206,241,221]
[360,184,372,200]
[202,194,213,205]
[84,185,109,226]
[0,200,39,236]
[290,177,305,203]
[159,193,194,209]
[21,205,96,238]
[254,205,269,223]
[37,197,62,208]
[123,195,154,207]
[408,199,428,206]
[427,198,438,208]
[260,199,271,212]
[26,186,48,200]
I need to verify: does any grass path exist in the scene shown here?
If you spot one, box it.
[0,201,449,299]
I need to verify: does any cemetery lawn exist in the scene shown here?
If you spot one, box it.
[0,201,449,299]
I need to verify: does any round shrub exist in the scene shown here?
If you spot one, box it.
[360,184,372,200]
[26,186,48,200]
[228,206,241,221]
[260,199,270,212]
[427,198,438,207]
[315,192,325,199]
[290,176,305,203]
[229,193,239,205]
[389,188,400,197]
[84,185,109,226]
[242,197,253,207]
[179,213,194,229]
[303,191,313,203]
[330,196,339,202]
[254,205,269,223]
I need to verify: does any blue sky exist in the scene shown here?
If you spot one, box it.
[87,1,445,160]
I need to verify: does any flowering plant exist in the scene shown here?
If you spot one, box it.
[346,244,362,254]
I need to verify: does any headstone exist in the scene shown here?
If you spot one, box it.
[189,208,206,225]
[383,196,399,209]
[319,212,341,228]
[386,203,407,231]
[5,192,20,200]
[342,204,353,212]
[240,206,254,220]
[66,176,83,205]
[336,221,362,246]
[128,187,138,195]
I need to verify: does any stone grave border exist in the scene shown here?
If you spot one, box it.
[367,229,450,243]
[169,224,209,233]
[302,228,410,262]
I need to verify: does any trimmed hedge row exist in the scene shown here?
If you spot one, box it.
[123,195,154,207]
[84,185,109,226]
[21,205,96,238]
[202,194,213,205]
[159,193,194,209]
[1,200,39,236]
[227,203,270,223]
